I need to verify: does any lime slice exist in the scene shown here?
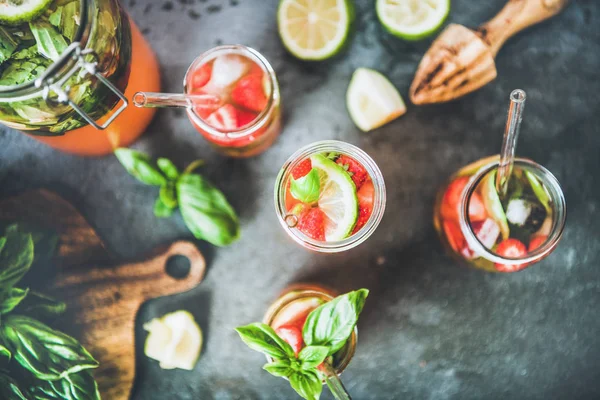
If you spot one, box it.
[310,154,358,241]
[277,0,354,61]
[0,0,53,25]
[480,170,510,240]
[143,310,202,371]
[346,68,406,132]
[376,0,450,41]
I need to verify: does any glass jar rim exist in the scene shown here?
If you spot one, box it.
[459,157,567,265]
[184,44,279,140]
[274,140,386,253]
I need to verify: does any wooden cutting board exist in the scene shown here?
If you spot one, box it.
[0,189,207,399]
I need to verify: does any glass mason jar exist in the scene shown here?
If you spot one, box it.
[274,140,386,253]
[0,0,160,156]
[183,45,281,158]
[263,284,357,375]
[433,156,567,272]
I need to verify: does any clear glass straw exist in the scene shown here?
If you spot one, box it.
[321,361,352,400]
[496,89,526,197]
[132,91,220,109]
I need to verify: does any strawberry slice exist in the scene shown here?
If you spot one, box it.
[231,73,268,112]
[205,104,237,130]
[528,235,547,252]
[443,219,465,253]
[494,238,528,272]
[191,62,212,89]
[237,108,257,128]
[441,176,486,222]
[297,208,325,241]
[472,218,500,250]
[291,159,312,179]
[352,179,375,234]
[336,155,368,189]
[275,325,304,356]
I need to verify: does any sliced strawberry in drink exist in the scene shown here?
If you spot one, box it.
[443,219,465,253]
[205,104,238,130]
[352,179,375,234]
[472,218,500,250]
[336,155,368,189]
[231,73,268,112]
[528,235,547,252]
[237,108,257,128]
[468,192,487,222]
[297,208,325,241]
[275,325,304,356]
[191,62,213,89]
[441,176,486,222]
[494,238,528,272]
[291,159,312,179]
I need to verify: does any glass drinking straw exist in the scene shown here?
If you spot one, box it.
[496,89,527,197]
[132,91,221,110]
[321,362,352,400]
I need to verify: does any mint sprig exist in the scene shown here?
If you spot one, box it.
[291,168,321,204]
[235,289,369,400]
[114,148,240,247]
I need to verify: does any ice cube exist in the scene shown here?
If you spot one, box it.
[506,199,531,226]
[208,54,250,89]
[474,218,501,250]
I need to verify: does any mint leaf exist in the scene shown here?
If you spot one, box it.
[153,197,174,218]
[291,169,320,204]
[289,370,322,400]
[114,148,166,186]
[29,21,68,61]
[159,183,178,209]
[303,289,369,356]
[157,158,180,180]
[0,227,33,289]
[298,345,329,370]
[263,360,294,378]
[177,173,240,247]
[0,371,28,400]
[0,287,29,315]
[235,322,295,360]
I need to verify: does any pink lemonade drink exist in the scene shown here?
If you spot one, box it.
[274,141,386,253]
[184,45,281,157]
[433,156,566,273]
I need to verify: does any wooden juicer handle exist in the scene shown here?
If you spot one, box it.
[477,0,570,57]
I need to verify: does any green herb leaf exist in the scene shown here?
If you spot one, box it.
[114,148,166,186]
[298,345,329,370]
[303,289,368,356]
[0,26,18,65]
[291,169,321,204]
[153,197,174,218]
[0,344,10,363]
[157,158,180,180]
[525,170,552,213]
[0,54,50,86]
[0,287,29,315]
[177,173,240,247]
[289,370,322,400]
[159,183,178,209]
[236,322,295,360]
[56,2,80,41]
[29,21,68,61]
[0,236,6,253]
[0,228,33,289]
[263,360,294,378]
[31,369,101,400]
[1,315,98,381]
[13,290,66,319]
[0,371,28,400]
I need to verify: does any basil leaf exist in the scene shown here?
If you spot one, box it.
[0,55,50,86]
[14,290,66,318]
[56,1,80,41]
[114,148,166,186]
[298,345,329,370]
[289,370,322,400]
[0,26,18,65]
[157,158,180,180]
[291,169,321,204]
[29,21,68,61]
[1,315,98,381]
[153,197,174,218]
[159,183,178,209]
[263,360,294,378]
[0,371,28,400]
[0,287,29,315]
[236,322,295,360]
[303,289,369,356]
[0,344,10,363]
[0,228,33,289]
[177,173,240,247]
[47,370,101,400]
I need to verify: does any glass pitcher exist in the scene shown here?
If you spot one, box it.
[0,0,160,156]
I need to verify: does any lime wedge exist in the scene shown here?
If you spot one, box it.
[0,0,53,25]
[310,154,358,241]
[346,68,406,132]
[376,0,450,41]
[480,170,510,240]
[143,310,202,371]
[277,0,354,61]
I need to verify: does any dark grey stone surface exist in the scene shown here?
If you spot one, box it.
[1,0,600,399]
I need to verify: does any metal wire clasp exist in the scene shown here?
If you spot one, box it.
[34,42,128,130]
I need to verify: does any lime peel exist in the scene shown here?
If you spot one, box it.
[0,0,54,25]
[376,0,450,41]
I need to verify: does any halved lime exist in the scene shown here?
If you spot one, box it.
[310,154,358,241]
[143,310,202,371]
[277,0,354,61]
[376,0,450,41]
[0,0,53,25]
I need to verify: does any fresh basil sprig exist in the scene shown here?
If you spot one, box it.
[290,168,321,204]
[115,148,240,247]
[236,289,369,400]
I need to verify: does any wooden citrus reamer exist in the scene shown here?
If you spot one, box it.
[410,0,570,105]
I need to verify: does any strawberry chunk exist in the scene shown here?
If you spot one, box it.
[237,108,257,128]
[291,159,312,180]
[441,176,486,222]
[231,73,268,112]
[352,179,375,234]
[297,208,325,241]
[336,155,368,189]
[472,218,500,250]
[528,235,547,252]
[205,104,237,130]
[275,325,304,356]
[191,63,212,89]
[443,219,465,253]
[494,238,528,272]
